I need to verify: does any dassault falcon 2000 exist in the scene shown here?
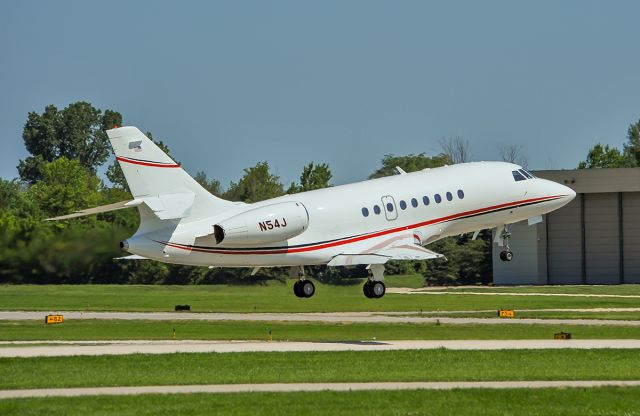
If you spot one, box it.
[49,126,576,299]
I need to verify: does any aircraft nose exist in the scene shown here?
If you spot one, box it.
[562,184,576,201]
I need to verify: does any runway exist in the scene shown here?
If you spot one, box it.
[2,339,640,358]
[2,310,640,326]
[2,380,640,399]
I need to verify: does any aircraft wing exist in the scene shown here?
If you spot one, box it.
[327,244,444,266]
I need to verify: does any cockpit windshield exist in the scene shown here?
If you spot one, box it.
[512,170,526,181]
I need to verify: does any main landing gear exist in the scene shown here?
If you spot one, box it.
[363,264,386,299]
[498,224,514,262]
[293,279,315,298]
[291,266,315,298]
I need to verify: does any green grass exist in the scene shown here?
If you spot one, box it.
[2,388,640,416]
[2,349,640,389]
[2,282,640,313]
[433,284,640,295]
[1,319,640,341]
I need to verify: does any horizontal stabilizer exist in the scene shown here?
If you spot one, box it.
[45,200,134,221]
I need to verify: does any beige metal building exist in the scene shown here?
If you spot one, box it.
[493,168,640,285]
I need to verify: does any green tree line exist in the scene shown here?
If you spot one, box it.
[2,101,637,285]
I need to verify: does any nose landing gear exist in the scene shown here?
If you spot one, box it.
[497,224,514,262]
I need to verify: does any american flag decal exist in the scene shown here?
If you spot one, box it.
[128,140,142,152]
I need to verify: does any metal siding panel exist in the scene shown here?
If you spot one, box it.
[584,193,620,284]
[623,193,640,283]
[547,198,582,284]
[492,222,541,285]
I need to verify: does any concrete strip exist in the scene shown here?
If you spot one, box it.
[2,380,640,399]
[2,311,640,326]
[2,339,640,358]
[387,288,640,298]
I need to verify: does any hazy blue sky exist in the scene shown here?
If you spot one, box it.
[2,1,640,187]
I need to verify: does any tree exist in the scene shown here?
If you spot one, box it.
[623,119,640,167]
[28,158,101,218]
[194,171,223,196]
[369,153,451,179]
[287,162,333,193]
[18,102,121,183]
[438,136,471,164]
[577,144,628,169]
[498,144,529,168]
[224,162,284,202]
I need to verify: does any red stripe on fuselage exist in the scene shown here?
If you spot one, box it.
[116,156,181,168]
[158,194,565,256]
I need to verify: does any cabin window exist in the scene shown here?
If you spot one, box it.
[434,194,442,203]
[411,198,418,208]
[446,192,453,201]
[399,200,407,210]
[373,205,381,215]
[423,196,430,205]
[386,202,394,212]
[512,170,526,181]
[457,189,464,199]
[362,207,369,217]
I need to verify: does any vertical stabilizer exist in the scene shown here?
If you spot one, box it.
[107,126,234,221]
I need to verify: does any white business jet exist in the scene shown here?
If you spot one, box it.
[49,127,576,299]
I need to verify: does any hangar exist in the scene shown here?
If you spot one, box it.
[493,167,640,285]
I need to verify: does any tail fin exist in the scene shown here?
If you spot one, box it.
[107,126,234,220]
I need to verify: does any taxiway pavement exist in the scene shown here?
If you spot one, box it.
[2,380,640,399]
[2,310,640,326]
[2,339,640,358]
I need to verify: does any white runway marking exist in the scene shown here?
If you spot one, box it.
[2,311,640,326]
[2,339,640,358]
[387,288,640,298]
[2,380,640,399]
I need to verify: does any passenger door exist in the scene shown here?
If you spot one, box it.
[381,195,398,221]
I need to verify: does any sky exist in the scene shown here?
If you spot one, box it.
[2,0,640,188]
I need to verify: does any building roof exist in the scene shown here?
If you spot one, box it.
[533,167,640,193]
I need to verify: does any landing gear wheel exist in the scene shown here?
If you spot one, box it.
[371,281,386,298]
[363,280,385,299]
[300,280,315,298]
[499,250,514,262]
[363,281,374,298]
[293,280,304,298]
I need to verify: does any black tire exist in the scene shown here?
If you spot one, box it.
[371,281,386,299]
[301,280,315,298]
[499,251,507,261]
[293,280,303,298]
[363,281,373,298]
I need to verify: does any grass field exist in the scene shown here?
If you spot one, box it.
[2,349,640,389]
[2,281,640,313]
[2,319,640,342]
[2,387,640,416]
[430,284,640,295]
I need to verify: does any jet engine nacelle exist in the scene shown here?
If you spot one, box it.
[213,202,309,245]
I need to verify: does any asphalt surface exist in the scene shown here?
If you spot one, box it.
[2,339,640,357]
[2,380,640,399]
[2,310,640,326]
